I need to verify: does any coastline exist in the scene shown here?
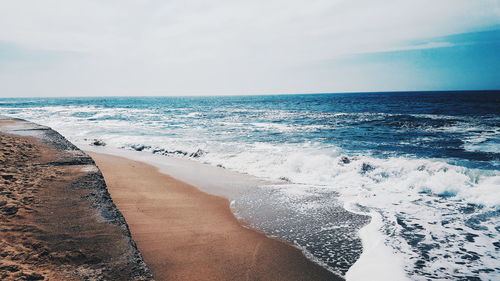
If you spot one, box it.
[0,116,343,280]
[2,91,498,280]
[88,151,343,281]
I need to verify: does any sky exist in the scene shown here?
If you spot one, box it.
[0,0,499,97]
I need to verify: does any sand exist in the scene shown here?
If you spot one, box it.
[89,152,343,281]
[0,118,152,281]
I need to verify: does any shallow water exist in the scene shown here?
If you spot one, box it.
[2,91,499,280]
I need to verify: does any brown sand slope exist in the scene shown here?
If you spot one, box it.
[89,152,343,281]
[0,118,153,281]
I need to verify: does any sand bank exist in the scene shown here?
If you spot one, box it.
[89,152,343,281]
[0,117,152,280]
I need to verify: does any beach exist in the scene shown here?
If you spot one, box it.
[89,152,342,281]
[1,117,341,280]
[0,117,152,280]
[2,92,499,280]
[2,0,499,279]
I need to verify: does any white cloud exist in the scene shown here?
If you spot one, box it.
[0,0,498,96]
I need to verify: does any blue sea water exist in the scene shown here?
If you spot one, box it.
[1,91,499,280]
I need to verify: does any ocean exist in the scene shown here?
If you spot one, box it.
[1,91,499,280]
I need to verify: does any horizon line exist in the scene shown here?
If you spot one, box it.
[1,89,499,99]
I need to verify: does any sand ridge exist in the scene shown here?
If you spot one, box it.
[0,118,153,281]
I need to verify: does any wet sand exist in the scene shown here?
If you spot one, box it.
[89,152,343,281]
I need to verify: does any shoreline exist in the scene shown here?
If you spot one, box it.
[3,91,498,280]
[88,151,343,281]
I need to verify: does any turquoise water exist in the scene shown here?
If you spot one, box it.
[1,91,499,280]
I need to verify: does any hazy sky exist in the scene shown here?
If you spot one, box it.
[1,0,499,97]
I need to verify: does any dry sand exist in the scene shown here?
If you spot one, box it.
[89,152,343,281]
[0,118,152,281]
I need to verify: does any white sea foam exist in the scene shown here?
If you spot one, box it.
[345,212,409,281]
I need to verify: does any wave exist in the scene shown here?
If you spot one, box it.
[86,137,499,279]
[194,144,499,280]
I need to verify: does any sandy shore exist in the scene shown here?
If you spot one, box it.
[0,118,152,281]
[89,152,343,281]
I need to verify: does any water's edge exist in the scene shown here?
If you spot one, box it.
[82,144,380,279]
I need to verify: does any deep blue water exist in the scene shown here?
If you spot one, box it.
[2,90,499,169]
